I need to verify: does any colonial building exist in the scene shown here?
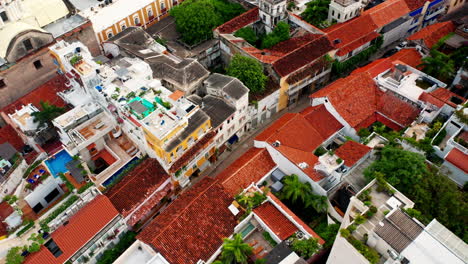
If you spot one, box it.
[69,0,178,45]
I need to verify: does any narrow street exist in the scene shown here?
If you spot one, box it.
[192,96,311,185]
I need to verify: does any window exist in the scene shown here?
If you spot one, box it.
[134,16,140,25]
[45,188,60,203]
[161,2,166,11]
[33,60,43,69]
[23,39,33,51]
[148,8,153,18]
[120,22,127,31]
[0,79,5,89]
[332,10,335,16]
[0,11,8,22]
[338,13,341,19]
[107,31,113,38]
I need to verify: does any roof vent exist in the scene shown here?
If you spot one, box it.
[298,162,309,169]
[63,221,69,226]
[334,39,341,44]
[272,140,281,147]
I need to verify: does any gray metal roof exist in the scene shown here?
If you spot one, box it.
[0,143,17,161]
[375,209,424,253]
[205,73,249,100]
[65,160,85,183]
[199,95,235,129]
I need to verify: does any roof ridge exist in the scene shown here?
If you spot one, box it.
[220,148,269,184]
[149,179,220,243]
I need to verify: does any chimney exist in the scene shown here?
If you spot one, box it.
[393,64,407,81]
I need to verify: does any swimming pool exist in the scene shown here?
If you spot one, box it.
[44,149,73,178]
[102,157,140,187]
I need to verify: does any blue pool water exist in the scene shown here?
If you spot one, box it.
[102,157,140,187]
[45,150,73,178]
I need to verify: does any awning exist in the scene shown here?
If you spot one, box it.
[228,134,239,144]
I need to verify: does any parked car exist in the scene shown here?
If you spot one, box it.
[383,48,398,58]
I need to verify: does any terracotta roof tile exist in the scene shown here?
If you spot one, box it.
[429,88,465,107]
[275,145,323,181]
[352,49,423,77]
[216,7,259,34]
[325,15,378,56]
[403,0,431,11]
[105,159,171,226]
[0,202,14,220]
[168,90,184,101]
[137,178,237,264]
[273,35,334,77]
[445,148,468,173]
[408,21,456,48]
[254,202,298,240]
[267,193,325,245]
[363,0,410,28]
[0,125,25,151]
[301,105,343,139]
[335,141,371,167]
[311,72,421,129]
[217,148,276,196]
[26,195,119,264]
[1,74,69,116]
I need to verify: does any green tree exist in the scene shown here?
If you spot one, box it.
[170,0,244,45]
[291,238,320,258]
[260,21,290,49]
[219,233,253,264]
[6,247,24,264]
[315,223,340,248]
[306,194,329,213]
[281,174,312,204]
[419,50,455,81]
[226,54,267,93]
[365,146,468,242]
[301,0,330,27]
[31,101,65,128]
[364,146,428,194]
[234,27,258,46]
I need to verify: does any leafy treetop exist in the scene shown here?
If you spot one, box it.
[226,54,267,94]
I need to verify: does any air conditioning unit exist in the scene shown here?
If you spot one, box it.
[272,140,281,147]
[296,231,305,239]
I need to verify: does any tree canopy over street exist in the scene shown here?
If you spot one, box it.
[364,146,468,242]
[226,54,268,94]
[170,0,244,45]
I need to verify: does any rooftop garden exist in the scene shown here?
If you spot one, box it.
[170,0,245,45]
[226,54,268,94]
[234,21,291,49]
[363,146,468,243]
[301,0,332,29]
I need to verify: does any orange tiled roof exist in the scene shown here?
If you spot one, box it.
[273,35,334,77]
[26,196,119,264]
[325,15,378,57]
[168,90,184,101]
[275,145,323,181]
[1,74,68,116]
[267,193,325,245]
[403,0,432,11]
[352,49,423,77]
[216,7,259,34]
[445,148,468,173]
[335,141,371,167]
[0,202,14,220]
[363,0,410,28]
[408,21,456,48]
[137,178,237,264]
[105,159,171,226]
[429,88,465,108]
[254,202,298,240]
[301,105,344,142]
[0,125,25,151]
[311,72,421,129]
[217,148,276,196]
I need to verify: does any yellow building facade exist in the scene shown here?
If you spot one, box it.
[90,0,178,44]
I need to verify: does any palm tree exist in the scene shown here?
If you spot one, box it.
[220,233,252,264]
[281,174,312,204]
[306,194,329,213]
[31,101,65,128]
[419,50,455,81]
